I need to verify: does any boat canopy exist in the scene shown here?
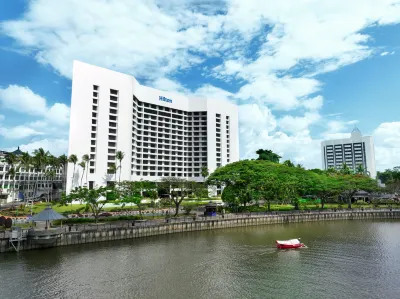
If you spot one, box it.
[276,239,300,245]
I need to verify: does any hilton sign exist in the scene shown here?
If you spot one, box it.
[159,96,172,103]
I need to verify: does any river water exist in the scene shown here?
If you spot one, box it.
[1,220,400,299]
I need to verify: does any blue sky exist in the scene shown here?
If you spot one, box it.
[0,0,399,170]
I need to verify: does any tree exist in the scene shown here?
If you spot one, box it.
[46,155,59,200]
[309,168,325,175]
[82,154,90,186]
[221,184,240,207]
[78,161,86,187]
[251,173,283,211]
[377,166,400,184]
[117,181,144,219]
[63,186,114,223]
[108,163,117,182]
[383,167,400,195]
[116,151,125,183]
[201,166,209,181]
[256,149,281,163]
[68,154,78,189]
[193,183,209,201]
[32,148,50,198]
[283,160,295,167]
[311,173,342,209]
[160,177,193,216]
[18,152,32,202]
[340,163,352,175]
[338,174,378,209]
[326,167,338,175]
[207,159,379,212]
[355,164,364,175]
[58,154,68,191]
[207,160,286,209]
[45,170,56,202]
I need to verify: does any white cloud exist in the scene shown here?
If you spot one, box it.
[236,75,321,110]
[46,102,70,126]
[0,125,44,139]
[302,96,324,111]
[151,78,189,94]
[380,51,395,56]
[5,138,69,157]
[193,85,234,102]
[0,85,47,116]
[322,119,359,139]
[2,0,400,170]
[0,85,70,126]
[0,85,70,142]
[373,122,400,170]
[239,104,277,131]
[1,0,213,80]
[279,112,321,134]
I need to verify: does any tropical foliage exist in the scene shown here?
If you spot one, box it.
[207,156,378,210]
[2,148,67,202]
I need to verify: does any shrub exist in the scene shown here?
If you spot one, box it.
[0,216,5,226]
[182,206,192,215]
[4,218,12,228]
[371,199,380,208]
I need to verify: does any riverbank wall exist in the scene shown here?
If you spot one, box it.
[1,210,399,253]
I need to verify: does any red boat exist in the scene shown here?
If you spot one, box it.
[276,239,305,249]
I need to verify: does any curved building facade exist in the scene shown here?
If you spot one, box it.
[66,61,239,193]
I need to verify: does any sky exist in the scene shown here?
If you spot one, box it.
[0,0,399,171]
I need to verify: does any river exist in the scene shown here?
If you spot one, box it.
[1,220,399,299]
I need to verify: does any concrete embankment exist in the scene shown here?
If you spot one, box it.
[1,210,399,253]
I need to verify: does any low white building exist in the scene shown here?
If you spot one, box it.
[66,61,239,193]
[321,128,377,178]
[0,147,65,203]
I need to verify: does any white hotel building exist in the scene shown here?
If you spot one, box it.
[66,61,239,193]
[321,128,376,178]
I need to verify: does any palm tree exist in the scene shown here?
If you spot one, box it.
[78,161,86,187]
[68,154,78,189]
[296,163,305,170]
[116,151,125,183]
[201,166,209,181]
[283,160,295,167]
[58,154,68,192]
[5,153,18,201]
[340,163,352,175]
[46,155,59,200]
[356,164,365,175]
[18,152,32,202]
[45,170,56,202]
[109,163,117,182]
[82,154,90,186]
[32,148,49,199]
[326,167,337,176]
